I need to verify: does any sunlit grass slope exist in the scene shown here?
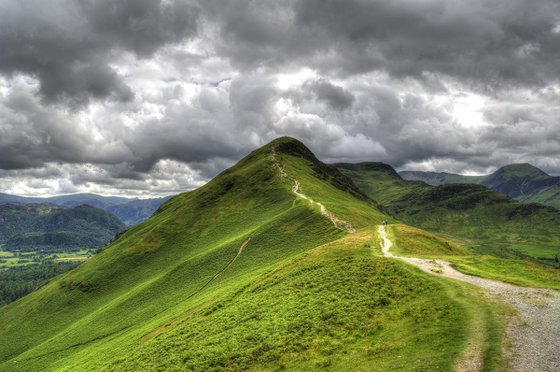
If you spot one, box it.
[0,138,505,371]
[107,230,504,371]
[0,138,377,369]
[388,224,469,257]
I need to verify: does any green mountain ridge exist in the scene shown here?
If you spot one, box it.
[2,138,558,370]
[399,170,484,185]
[0,138,385,370]
[0,137,505,371]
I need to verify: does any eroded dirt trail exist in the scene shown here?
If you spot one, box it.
[378,225,560,372]
[272,146,355,233]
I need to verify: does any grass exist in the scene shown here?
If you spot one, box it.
[388,223,560,290]
[385,225,513,371]
[0,137,507,371]
[106,230,502,371]
[388,224,469,257]
[448,256,560,290]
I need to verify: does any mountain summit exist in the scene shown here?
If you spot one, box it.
[0,137,393,370]
[1,138,559,370]
[481,163,557,197]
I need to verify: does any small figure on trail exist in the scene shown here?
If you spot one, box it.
[382,220,387,226]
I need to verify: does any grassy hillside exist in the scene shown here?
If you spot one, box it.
[0,204,125,252]
[387,224,560,290]
[0,138,504,371]
[388,224,469,257]
[335,162,428,205]
[337,162,560,266]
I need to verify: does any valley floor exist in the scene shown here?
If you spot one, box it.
[379,225,560,372]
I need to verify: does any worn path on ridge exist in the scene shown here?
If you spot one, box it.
[378,225,560,372]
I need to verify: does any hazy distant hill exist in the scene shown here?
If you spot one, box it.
[399,170,484,185]
[0,193,172,226]
[0,204,125,252]
[481,164,560,208]
[399,164,560,210]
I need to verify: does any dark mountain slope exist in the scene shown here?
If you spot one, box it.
[481,164,560,208]
[106,196,173,226]
[400,163,560,210]
[337,162,560,263]
[0,204,125,251]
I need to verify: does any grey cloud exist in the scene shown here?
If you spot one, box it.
[202,0,560,88]
[0,0,199,104]
[303,79,355,110]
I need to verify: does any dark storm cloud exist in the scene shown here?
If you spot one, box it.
[203,0,560,88]
[303,79,355,110]
[0,0,199,104]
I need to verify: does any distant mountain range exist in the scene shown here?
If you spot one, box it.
[400,163,560,210]
[0,204,125,252]
[0,193,173,226]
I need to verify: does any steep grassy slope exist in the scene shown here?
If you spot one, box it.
[0,138,503,371]
[337,162,560,266]
[0,204,125,251]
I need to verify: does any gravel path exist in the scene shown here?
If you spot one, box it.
[378,225,560,372]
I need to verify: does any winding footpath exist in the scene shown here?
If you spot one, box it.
[271,146,355,233]
[378,225,560,372]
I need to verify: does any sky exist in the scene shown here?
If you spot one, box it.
[0,0,559,197]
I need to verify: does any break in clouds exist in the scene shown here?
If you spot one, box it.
[1,0,559,196]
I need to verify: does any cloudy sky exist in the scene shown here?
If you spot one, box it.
[1,0,559,197]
